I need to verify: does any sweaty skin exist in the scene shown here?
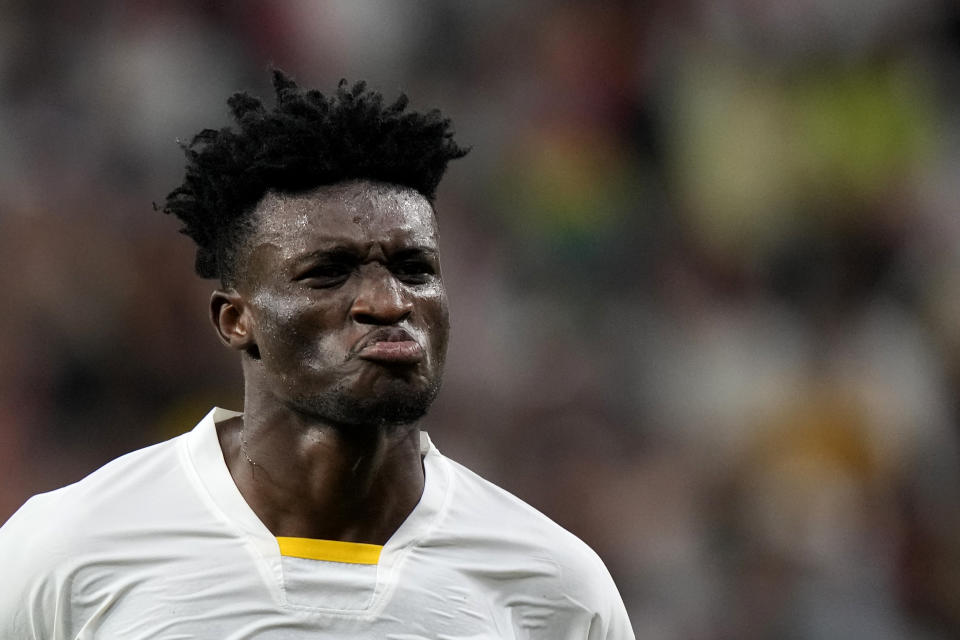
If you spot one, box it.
[210,180,449,545]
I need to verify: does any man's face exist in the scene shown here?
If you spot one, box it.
[234,180,449,428]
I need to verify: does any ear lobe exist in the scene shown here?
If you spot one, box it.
[210,290,256,352]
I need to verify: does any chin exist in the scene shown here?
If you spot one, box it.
[293,378,442,429]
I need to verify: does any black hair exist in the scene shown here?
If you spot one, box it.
[162,70,469,284]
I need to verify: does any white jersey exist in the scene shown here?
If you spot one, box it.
[0,408,634,639]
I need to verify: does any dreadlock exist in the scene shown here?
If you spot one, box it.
[162,70,469,284]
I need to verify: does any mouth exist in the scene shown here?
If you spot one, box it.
[355,328,424,365]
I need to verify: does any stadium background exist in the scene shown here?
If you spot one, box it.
[2,1,960,637]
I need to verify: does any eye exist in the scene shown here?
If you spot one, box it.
[294,263,354,288]
[390,260,436,284]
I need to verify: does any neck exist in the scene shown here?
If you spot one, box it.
[218,387,425,546]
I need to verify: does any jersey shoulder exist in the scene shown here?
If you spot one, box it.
[0,435,189,638]
[0,434,186,558]
[439,454,623,605]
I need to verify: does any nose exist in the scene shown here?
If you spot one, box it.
[350,265,413,325]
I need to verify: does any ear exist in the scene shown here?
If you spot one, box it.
[210,289,256,352]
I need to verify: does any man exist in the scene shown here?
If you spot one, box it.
[0,71,634,638]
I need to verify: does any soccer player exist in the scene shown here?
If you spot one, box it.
[0,71,634,638]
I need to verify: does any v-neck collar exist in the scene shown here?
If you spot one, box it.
[178,407,453,610]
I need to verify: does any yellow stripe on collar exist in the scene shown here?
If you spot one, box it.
[276,537,383,565]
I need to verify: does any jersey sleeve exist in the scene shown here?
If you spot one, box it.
[0,495,68,640]
[595,588,635,640]
[587,559,636,640]
[556,538,635,640]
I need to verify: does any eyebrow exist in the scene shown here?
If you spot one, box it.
[288,245,439,270]
[390,247,439,260]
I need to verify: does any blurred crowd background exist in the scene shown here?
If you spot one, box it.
[3,1,960,637]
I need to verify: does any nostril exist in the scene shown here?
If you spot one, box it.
[352,311,377,325]
[352,305,412,326]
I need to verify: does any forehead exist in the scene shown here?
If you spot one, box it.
[249,181,438,257]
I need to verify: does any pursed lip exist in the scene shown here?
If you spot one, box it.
[354,328,424,364]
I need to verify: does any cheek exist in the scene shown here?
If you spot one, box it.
[422,290,451,354]
[251,291,339,362]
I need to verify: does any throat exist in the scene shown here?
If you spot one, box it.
[218,415,426,545]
